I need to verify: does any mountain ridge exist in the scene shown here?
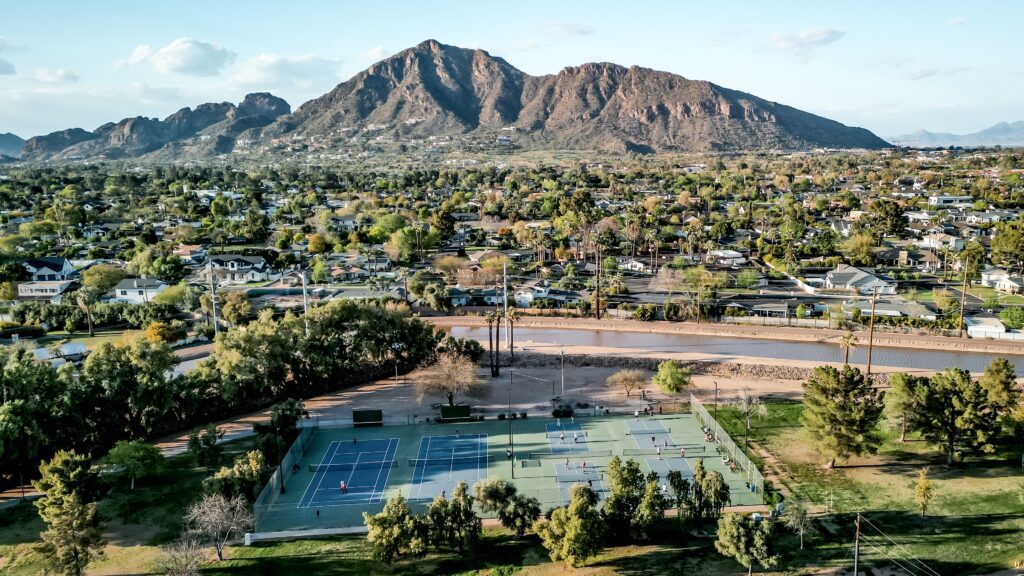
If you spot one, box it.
[21,39,889,161]
[896,121,1024,147]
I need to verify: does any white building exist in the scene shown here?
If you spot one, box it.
[706,249,747,267]
[112,278,168,304]
[21,257,76,282]
[17,280,76,304]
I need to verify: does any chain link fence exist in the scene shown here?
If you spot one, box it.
[689,393,764,500]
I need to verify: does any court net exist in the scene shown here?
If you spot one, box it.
[528,449,613,459]
[546,430,588,438]
[622,445,705,457]
[308,460,397,472]
[408,455,494,467]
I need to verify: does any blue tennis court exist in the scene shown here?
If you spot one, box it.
[545,421,589,454]
[409,434,489,501]
[554,460,608,504]
[646,456,694,481]
[628,419,675,452]
[297,438,398,508]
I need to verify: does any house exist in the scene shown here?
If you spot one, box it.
[22,257,75,281]
[112,278,168,304]
[17,280,76,303]
[330,265,369,283]
[824,264,897,295]
[965,315,1007,338]
[207,255,272,284]
[981,267,1024,294]
[706,249,747,267]
[173,244,208,264]
[917,233,964,251]
[620,259,652,274]
[449,287,471,307]
[927,195,974,208]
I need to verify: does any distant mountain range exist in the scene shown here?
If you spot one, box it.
[896,121,1024,148]
[19,40,889,161]
[0,133,23,158]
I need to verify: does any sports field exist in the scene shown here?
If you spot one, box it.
[255,412,763,533]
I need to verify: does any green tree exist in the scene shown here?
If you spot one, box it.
[841,233,875,266]
[447,481,481,553]
[978,357,1020,414]
[606,369,647,398]
[472,477,541,536]
[634,479,670,536]
[801,365,884,468]
[220,291,253,327]
[202,450,266,501]
[601,456,646,539]
[188,424,224,468]
[715,513,779,576]
[692,459,731,521]
[81,264,127,293]
[910,367,999,465]
[652,360,692,394]
[999,306,1024,330]
[838,331,858,365]
[534,484,604,568]
[310,256,328,283]
[104,440,164,490]
[363,493,418,564]
[915,467,933,517]
[33,451,105,576]
[991,220,1024,273]
[885,372,929,443]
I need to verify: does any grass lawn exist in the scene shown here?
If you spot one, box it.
[715,400,1024,573]
[36,329,144,350]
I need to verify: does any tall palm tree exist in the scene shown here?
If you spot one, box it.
[839,331,858,365]
[506,307,521,364]
[484,311,497,377]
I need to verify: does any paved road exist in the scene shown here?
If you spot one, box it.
[172,342,213,376]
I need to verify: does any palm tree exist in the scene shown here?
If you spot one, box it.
[484,311,497,377]
[506,307,521,364]
[839,331,858,365]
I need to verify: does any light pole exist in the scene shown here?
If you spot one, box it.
[560,349,565,398]
[508,375,515,479]
[713,381,719,441]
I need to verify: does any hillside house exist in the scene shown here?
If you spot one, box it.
[207,255,272,284]
[112,278,168,304]
[22,257,75,281]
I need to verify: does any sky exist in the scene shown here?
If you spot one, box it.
[1,0,1021,140]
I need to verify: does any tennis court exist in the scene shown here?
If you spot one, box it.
[553,459,608,504]
[297,437,399,508]
[408,434,490,501]
[627,418,676,453]
[646,456,694,480]
[545,421,589,454]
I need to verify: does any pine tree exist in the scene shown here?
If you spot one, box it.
[885,373,928,443]
[534,484,604,568]
[801,365,884,468]
[911,367,999,465]
[33,451,105,576]
[715,514,779,575]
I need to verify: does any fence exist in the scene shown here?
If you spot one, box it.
[254,426,317,530]
[689,393,764,501]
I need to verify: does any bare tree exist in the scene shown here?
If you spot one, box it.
[782,499,815,550]
[731,387,768,447]
[606,369,648,398]
[184,494,254,561]
[153,535,206,576]
[417,352,488,407]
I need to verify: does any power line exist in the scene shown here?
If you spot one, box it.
[859,515,942,576]
[859,534,925,576]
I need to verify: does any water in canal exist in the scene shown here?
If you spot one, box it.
[448,326,1024,373]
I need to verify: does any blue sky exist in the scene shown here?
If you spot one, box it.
[1,0,1020,139]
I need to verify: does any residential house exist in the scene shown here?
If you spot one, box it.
[980,268,1024,294]
[927,195,974,208]
[824,264,897,295]
[173,244,208,264]
[706,249,747,267]
[22,257,75,281]
[112,278,168,304]
[17,280,76,303]
[917,233,964,251]
[207,254,272,284]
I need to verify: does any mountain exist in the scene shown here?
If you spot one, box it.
[0,133,23,158]
[896,121,1024,147]
[21,93,290,161]
[21,40,888,161]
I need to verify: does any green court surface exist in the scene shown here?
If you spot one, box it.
[254,413,763,533]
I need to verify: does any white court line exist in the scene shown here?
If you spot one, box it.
[343,452,361,490]
[300,441,340,509]
[372,438,399,503]
[411,436,432,500]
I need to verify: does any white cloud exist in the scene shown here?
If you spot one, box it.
[359,46,391,62]
[131,82,183,102]
[232,54,341,89]
[946,17,967,26]
[33,68,79,84]
[124,38,235,76]
[906,66,968,81]
[547,22,595,37]
[770,28,845,60]
[0,58,13,75]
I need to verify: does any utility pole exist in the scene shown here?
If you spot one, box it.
[494,275,501,376]
[853,513,861,576]
[300,269,310,337]
[713,381,719,441]
[508,379,515,479]
[560,349,565,398]
[957,256,970,338]
[866,287,877,376]
[503,261,510,348]
[207,262,220,336]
